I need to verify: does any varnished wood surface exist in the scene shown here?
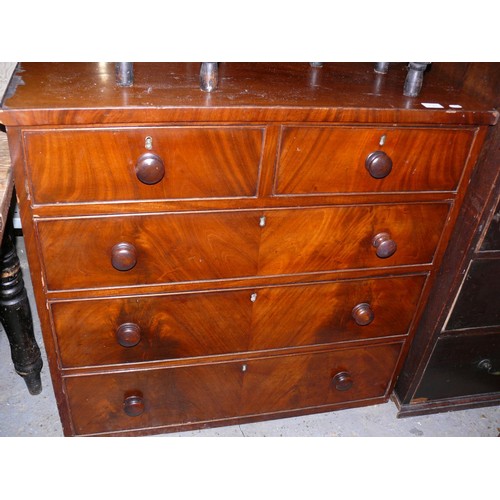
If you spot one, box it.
[23,124,478,206]
[64,341,402,435]
[275,126,477,195]
[51,275,425,368]
[394,68,500,414]
[1,63,498,126]
[36,204,449,291]
[4,62,497,436]
[258,204,450,275]
[24,126,264,203]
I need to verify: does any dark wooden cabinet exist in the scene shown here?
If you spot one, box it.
[394,65,500,415]
[0,63,497,435]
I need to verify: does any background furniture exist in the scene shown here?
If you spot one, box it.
[0,131,42,394]
[0,62,497,436]
[394,63,500,415]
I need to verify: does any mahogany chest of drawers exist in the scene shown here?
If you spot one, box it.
[0,63,497,436]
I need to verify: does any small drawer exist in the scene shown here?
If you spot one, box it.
[275,126,476,195]
[51,275,425,368]
[24,126,264,203]
[37,204,448,291]
[414,333,500,401]
[64,342,403,435]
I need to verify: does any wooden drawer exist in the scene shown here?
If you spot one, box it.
[24,126,264,203]
[37,204,449,291]
[275,126,476,195]
[37,211,262,290]
[258,203,449,275]
[444,259,500,331]
[52,275,425,368]
[64,342,403,435]
[413,333,500,401]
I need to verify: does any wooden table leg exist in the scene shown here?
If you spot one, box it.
[0,222,42,395]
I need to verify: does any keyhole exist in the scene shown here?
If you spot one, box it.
[145,136,153,150]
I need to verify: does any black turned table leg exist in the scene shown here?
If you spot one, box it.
[0,222,42,395]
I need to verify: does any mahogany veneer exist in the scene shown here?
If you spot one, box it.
[0,62,497,436]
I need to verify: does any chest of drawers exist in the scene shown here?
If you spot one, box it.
[0,62,497,436]
[394,64,500,415]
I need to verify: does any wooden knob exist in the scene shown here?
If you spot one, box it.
[365,151,393,179]
[111,242,137,271]
[116,323,141,347]
[372,232,397,259]
[135,153,165,185]
[123,394,145,417]
[332,371,353,391]
[352,303,374,326]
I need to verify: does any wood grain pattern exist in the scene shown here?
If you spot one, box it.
[259,203,450,275]
[4,62,496,436]
[37,204,449,291]
[24,126,264,203]
[1,63,497,126]
[36,211,262,290]
[51,275,425,368]
[275,126,476,195]
[251,275,425,349]
[64,342,402,435]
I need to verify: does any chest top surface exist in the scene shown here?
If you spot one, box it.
[0,62,498,126]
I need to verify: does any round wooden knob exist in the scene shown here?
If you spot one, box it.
[135,153,165,185]
[111,242,137,271]
[372,232,397,259]
[116,323,141,347]
[351,303,374,326]
[332,371,354,391]
[123,394,145,417]
[365,151,393,179]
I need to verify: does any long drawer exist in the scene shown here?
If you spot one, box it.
[64,342,403,435]
[24,126,265,203]
[37,203,449,291]
[275,126,476,195]
[51,275,425,368]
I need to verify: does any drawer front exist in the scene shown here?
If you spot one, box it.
[414,333,500,401]
[52,275,425,367]
[24,126,264,203]
[259,203,450,275]
[275,126,475,195]
[445,259,500,331]
[38,205,448,291]
[64,342,403,435]
[37,211,262,291]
